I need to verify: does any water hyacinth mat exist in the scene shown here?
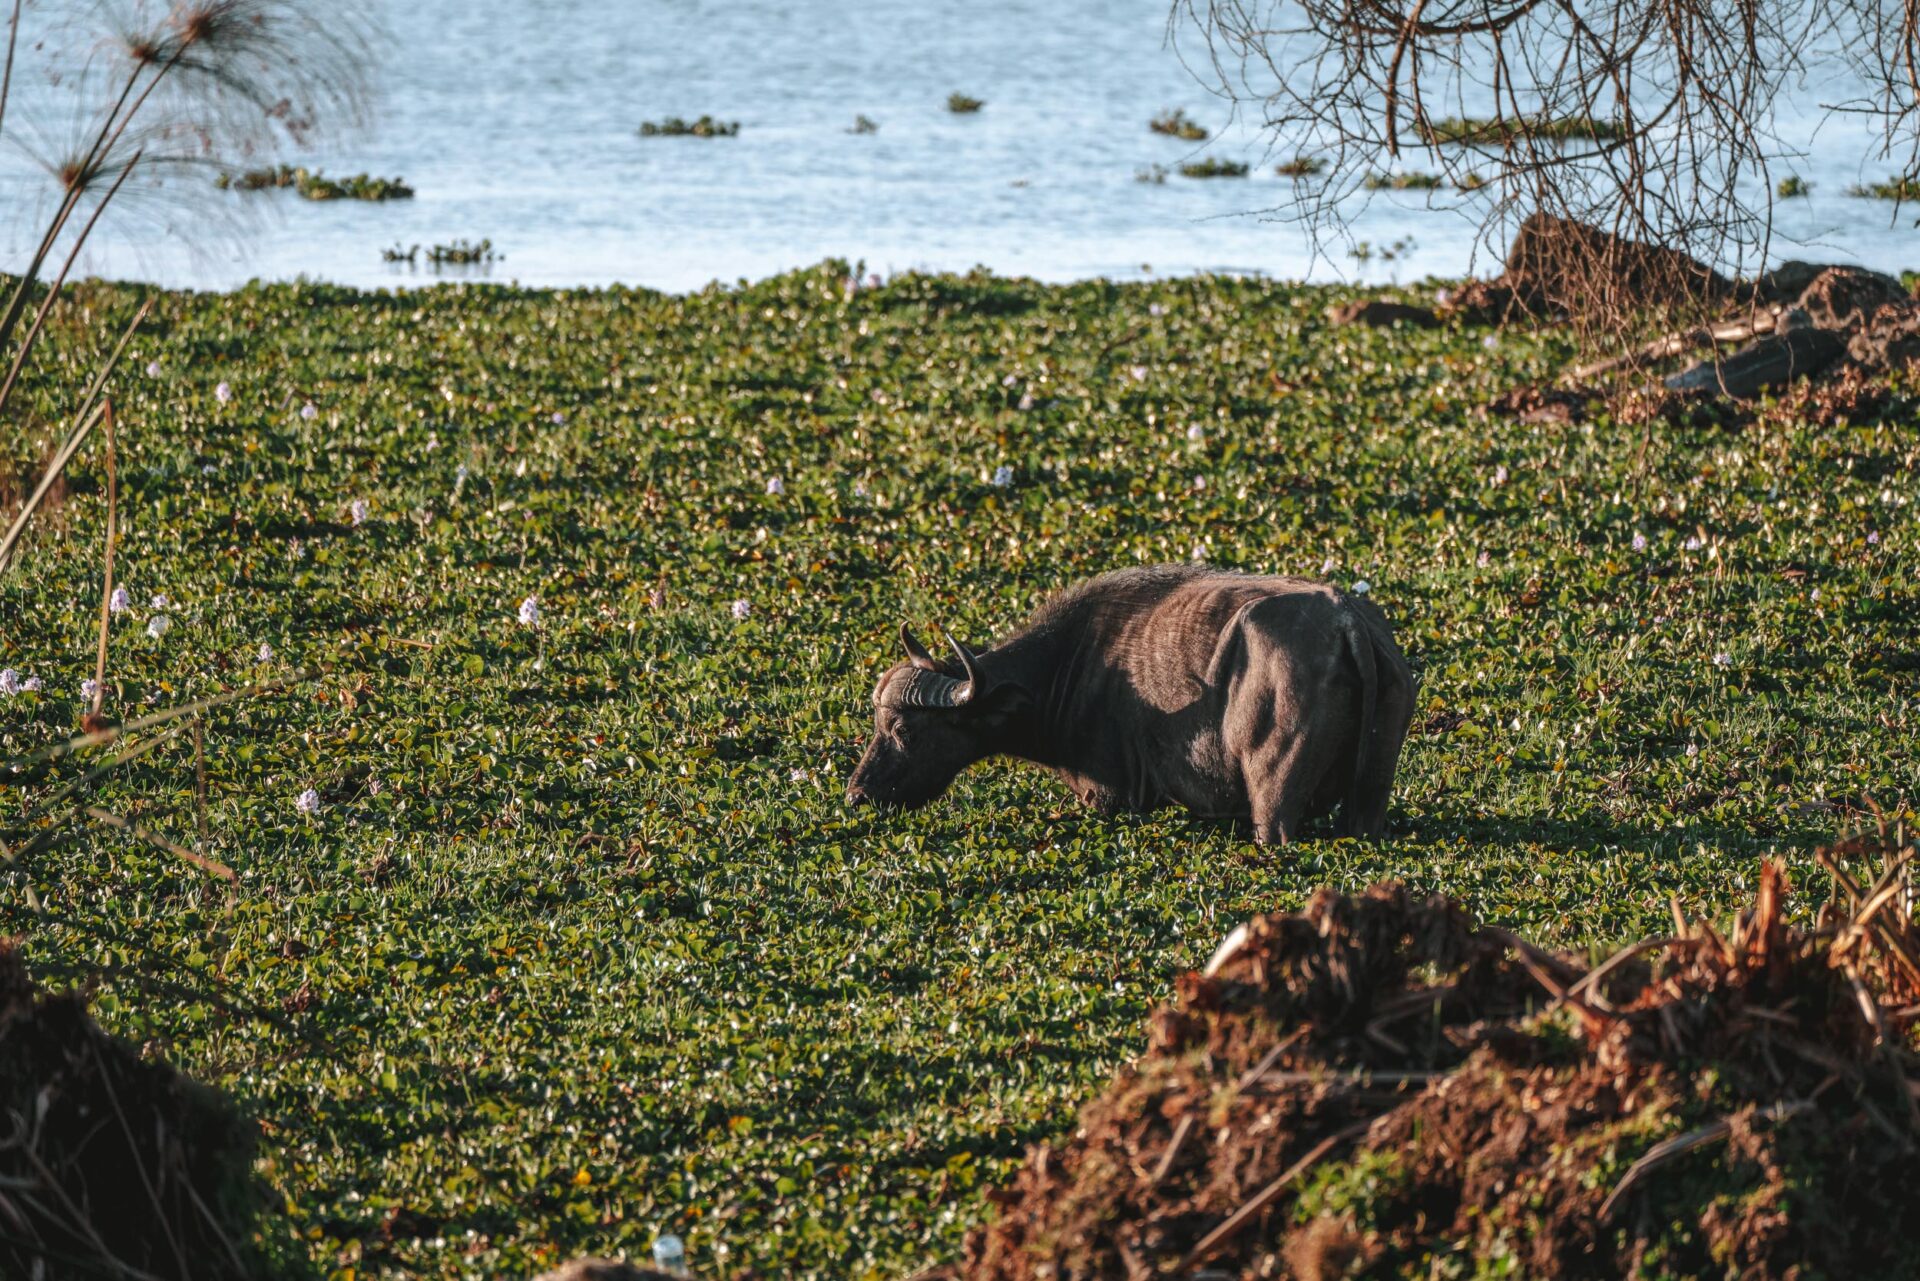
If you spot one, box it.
[2,264,1916,1278]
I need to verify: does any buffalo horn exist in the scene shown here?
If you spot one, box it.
[944,631,992,698]
[900,622,940,671]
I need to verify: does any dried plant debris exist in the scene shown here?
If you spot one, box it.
[937,836,1920,1280]
[0,940,275,1280]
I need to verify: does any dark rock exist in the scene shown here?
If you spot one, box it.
[1664,327,1847,397]
[1750,260,1828,304]
[1328,299,1440,329]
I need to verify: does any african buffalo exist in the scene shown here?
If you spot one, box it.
[845,565,1414,843]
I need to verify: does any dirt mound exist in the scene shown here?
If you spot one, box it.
[0,940,270,1280]
[936,838,1920,1280]
[1449,214,1736,324]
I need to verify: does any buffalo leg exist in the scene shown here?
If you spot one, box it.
[1244,732,1326,845]
[1337,650,1415,838]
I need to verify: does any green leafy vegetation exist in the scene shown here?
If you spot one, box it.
[217,165,414,201]
[1849,174,1920,200]
[848,115,880,135]
[638,115,740,138]
[1364,171,1444,190]
[4,264,1917,1279]
[1421,115,1627,145]
[1179,157,1248,178]
[1777,175,1812,198]
[947,93,986,114]
[1148,109,1208,142]
[1455,171,1490,191]
[1276,155,1327,178]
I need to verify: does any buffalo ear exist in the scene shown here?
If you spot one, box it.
[900,623,940,672]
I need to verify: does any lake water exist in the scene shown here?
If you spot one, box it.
[7,0,1916,293]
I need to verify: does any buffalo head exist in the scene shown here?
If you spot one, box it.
[846,623,1021,809]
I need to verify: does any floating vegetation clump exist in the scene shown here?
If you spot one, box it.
[1420,114,1627,145]
[1348,236,1416,262]
[1363,171,1443,190]
[217,165,414,201]
[1777,175,1812,198]
[1275,155,1326,178]
[947,93,985,113]
[1135,163,1169,184]
[1148,109,1208,141]
[848,114,880,134]
[1180,157,1248,179]
[383,239,500,267]
[1849,175,1920,200]
[638,115,740,138]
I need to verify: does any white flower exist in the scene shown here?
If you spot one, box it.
[425,432,440,451]
[1190,542,1207,562]
[1685,743,1699,758]
[1481,335,1498,350]
[1683,535,1703,551]
[551,411,567,424]
[258,642,274,662]
[648,586,668,609]
[765,476,785,495]
[1186,424,1205,443]
[1631,532,1648,552]
[1129,365,1148,382]
[1352,579,1372,594]
[1434,287,1453,307]
[300,401,318,421]
[150,593,169,608]
[852,480,869,498]
[1868,531,1881,545]
[455,463,470,484]
[1712,652,1731,667]
[1492,464,1509,485]
[145,360,162,377]
[990,464,1014,488]
[202,463,217,475]
[1192,475,1207,490]
[146,614,172,639]
[1017,391,1035,411]
[790,767,809,783]
[20,675,41,692]
[1320,557,1337,575]
[518,595,541,626]
[730,598,752,620]
[1476,549,1491,568]
[0,669,18,695]
[1149,303,1167,317]
[108,586,130,613]
[1001,373,1018,388]
[350,498,370,526]
[295,788,321,815]
[215,381,233,404]
[81,678,100,702]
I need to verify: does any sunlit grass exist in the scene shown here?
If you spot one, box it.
[3,264,1915,1278]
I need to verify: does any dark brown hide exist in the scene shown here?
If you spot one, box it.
[847,567,1414,844]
